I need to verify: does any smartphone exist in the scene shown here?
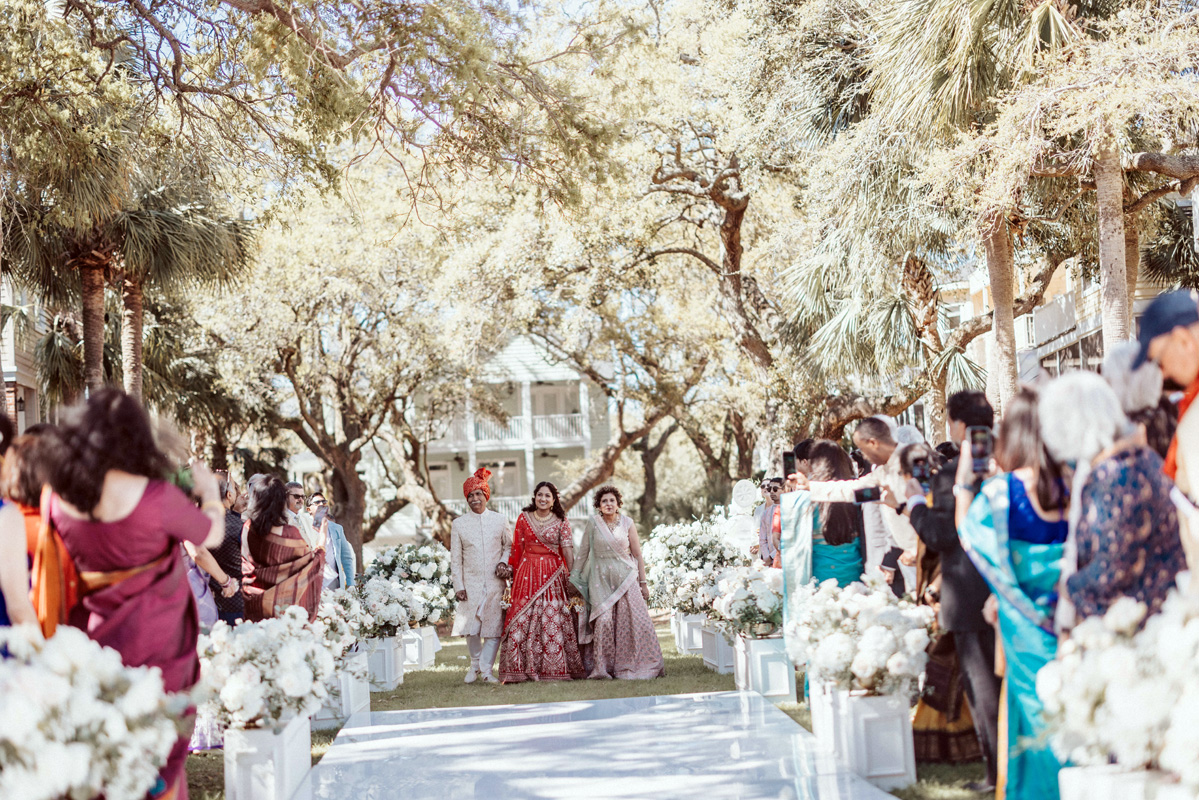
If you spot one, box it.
[782,451,797,477]
[910,461,932,492]
[853,486,882,504]
[968,426,993,475]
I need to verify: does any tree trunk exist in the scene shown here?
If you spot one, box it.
[559,406,671,511]
[1125,217,1140,326]
[121,276,144,400]
[927,369,948,444]
[330,466,369,571]
[982,215,1018,411]
[80,265,107,395]
[637,422,678,524]
[1095,143,1130,351]
[211,427,229,471]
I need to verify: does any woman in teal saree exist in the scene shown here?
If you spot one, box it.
[957,388,1068,800]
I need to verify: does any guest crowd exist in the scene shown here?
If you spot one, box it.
[756,290,1198,800]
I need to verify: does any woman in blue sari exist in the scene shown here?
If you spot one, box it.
[956,388,1068,800]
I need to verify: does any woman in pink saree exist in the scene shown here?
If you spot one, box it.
[45,390,225,800]
[570,485,664,680]
[498,482,586,682]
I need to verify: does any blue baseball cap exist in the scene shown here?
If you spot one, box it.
[1133,290,1199,368]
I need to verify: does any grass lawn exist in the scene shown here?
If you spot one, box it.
[187,621,987,799]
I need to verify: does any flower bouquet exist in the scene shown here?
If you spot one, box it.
[405,580,452,628]
[644,512,750,613]
[354,577,412,639]
[0,626,180,800]
[1038,591,1199,792]
[315,589,372,663]
[197,606,336,730]
[711,565,785,638]
[366,542,454,604]
[787,577,934,697]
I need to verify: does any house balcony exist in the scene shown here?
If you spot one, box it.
[426,413,588,453]
[444,495,591,523]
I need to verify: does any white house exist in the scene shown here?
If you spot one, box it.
[1,281,45,432]
[423,336,611,524]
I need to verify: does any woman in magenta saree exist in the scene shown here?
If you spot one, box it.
[45,390,225,800]
[498,482,586,683]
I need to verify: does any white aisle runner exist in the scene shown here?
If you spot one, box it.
[293,691,892,800]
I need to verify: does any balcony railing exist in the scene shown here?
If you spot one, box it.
[532,413,585,442]
[426,413,588,452]
[444,496,590,522]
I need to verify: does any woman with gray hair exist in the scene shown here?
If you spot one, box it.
[1040,371,1186,626]
[1102,341,1177,459]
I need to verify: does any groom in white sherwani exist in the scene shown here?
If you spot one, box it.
[450,467,512,683]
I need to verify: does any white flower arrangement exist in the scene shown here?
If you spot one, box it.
[406,580,452,627]
[366,542,455,625]
[316,589,374,660]
[786,576,934,697]
[197,606,337,730]
[644,511,750,612]
[1037,589,1199,788]
[0,625,180,800]
[710,565,785,637]
[354,577,413,639]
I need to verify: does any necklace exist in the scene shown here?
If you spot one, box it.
[533,509,553,520]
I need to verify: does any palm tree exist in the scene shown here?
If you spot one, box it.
[866,0,1128,405]
[4,161,253,398]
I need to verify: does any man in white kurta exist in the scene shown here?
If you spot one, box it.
[451,467,512,683]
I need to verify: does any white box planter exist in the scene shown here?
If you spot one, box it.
[313,651,371,731]
[1060,766,1195,800]
[402,627,437,671]
[363,636,404,692]
[677,613,705,655]
[700,622,735,674]
[809,681,847,755]
[733,636,797,703]
[224,714,311,800]
[840,692,916,791]
[670,610,681,651]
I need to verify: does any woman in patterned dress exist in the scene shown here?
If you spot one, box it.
[498,482,586,683]
[571,485,665,680]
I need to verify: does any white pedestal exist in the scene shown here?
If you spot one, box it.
[733,636,797,703]
[313,652,372,731]
[1060,766,1195,800]
[224,714,311,800]
[840,693,917,791]
[700,622,735,674]
[670,610,681,651]
[677,613,705,655]
[809,681,847,754]
[402,627,437,671]
[363,636,404,692]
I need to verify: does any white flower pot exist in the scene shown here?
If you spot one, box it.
[670,610,682,650]
[1060,766,1195,800]
[313,652,371,731]
[677,613,705,655]
[402,627,437,671]
[733,635,797,703]
[700,622,735,674]
[223,714,311,800]
[363,636,404,692]
[809,680,848,755]
[838,692,916,791]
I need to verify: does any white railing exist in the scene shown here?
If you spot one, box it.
[474,417,527,445]
[532,413,586,442]
[427,413,588,452]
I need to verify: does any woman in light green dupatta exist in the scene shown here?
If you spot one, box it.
[570,485,665,680]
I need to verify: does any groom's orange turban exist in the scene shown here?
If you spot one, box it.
[463,467,493,500]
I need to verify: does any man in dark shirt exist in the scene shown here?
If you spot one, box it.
[210,472,247,624]
[906,391,1000,790]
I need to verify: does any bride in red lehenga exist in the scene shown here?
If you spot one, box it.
[498,482,586,683]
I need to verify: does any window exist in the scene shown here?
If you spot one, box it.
[427,464,452,499]
[479,460,519,497]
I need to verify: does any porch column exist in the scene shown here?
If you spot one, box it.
[578,379,592,459]
[522,380,535,496]
[465,396,477,473]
